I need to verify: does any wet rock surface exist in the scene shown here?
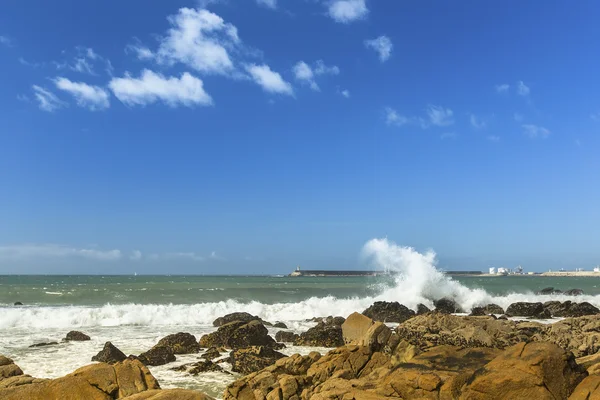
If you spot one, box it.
[138,346,176,366]
[294,320,344,347]
[434,298,464,314]
[65,331,91,341]
[362,301,416,323]
[155,332,201,354]
[199,320,282,350]
[229,346,286,375]
[92,341,127,364]
[172,360,227,375]
[506,301,545,317]
[275,330,299,343]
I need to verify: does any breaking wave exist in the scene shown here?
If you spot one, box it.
[2,238,599,330]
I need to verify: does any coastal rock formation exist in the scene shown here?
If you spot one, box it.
[172,360,226,375]
[309,316,346,326]
[13,302,23,306]
[538,287,563,295]
[0,358,160,400]
[294,320,344,347]
[362,301,416,323]
[482,303,505,314]
[29,342,58,348]
[121,389,214,399]
[417,303,431,314]
[199,320,281,350]
[65,330,91,341]
[341,312,374,344]
[229,346,286,374]
[92,342,128,364]
[201,347,221,361]
[213,312,261,327]
[566,289,585,296]
[275,331,299,343]
[0,357,24,380]
[506,301,545,317]
[138,346,176,366]
[469,307,487,316]
[544,315,600,357]
[273,322,287,329]
[544,301,600,318]
[156,332,201,354]
[434,298,464,314]
[461,342,587,399]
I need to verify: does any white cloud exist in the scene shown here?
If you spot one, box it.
[495,84,509,93]
[156,8,240,75]
[426,105,454,126]
[328,0,369,23]
[54,77,110,111]
[364,36,393,62]
[209,251,225,261]
[517,80,530,96]
[522,124,550,138]
[0,35,13,47]
[126,44,154,61]
[130,250,142,261]
[55,47,113,76]
[487,135,500,142]
[246,64,294,95]
[109,69,213,107]
[32,86,67,112]
[0,244,121,261]
[292,60,339,91]
[385,107,409,127]
[165,252,205,261]
[257,0,277,9]
[341,89,350,98]
[469,114,486,129]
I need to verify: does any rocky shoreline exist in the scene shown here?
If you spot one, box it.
[3,299,600,399]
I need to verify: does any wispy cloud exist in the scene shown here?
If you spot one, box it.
[293,60,339,91]
[148,252,206,262]
[522,124,550,138]
[517,80,530,96]
[126,42,154,61]
[245,64,294,95]
[257,0,277,9]
[0,35,14,47]
[469,114,486,129]
[130,250,142,261]
[209,251,225,261]
[328,0,368,23]
[364,36,393,62]
[0,244,121,261]
[426,105,454,127]
[155,8,241,75]
[487,135,500,142]
[32,86,67,112]
[384,107,409,127]
[109,69,213,107]
[340,89,350,98]
[495,84,510,93]
[54,47,113,76]
[54,77,110,111]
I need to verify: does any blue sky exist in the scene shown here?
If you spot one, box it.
[1,0,599,274]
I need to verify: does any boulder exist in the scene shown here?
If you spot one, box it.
[355,322,392,352]
[506,302,544,317]
[310,316,346,326]
[275,331,299,343]
[92,342,127,364]
[362,301,416,323]
[434,298,464,314]
[121,389,215,399]
[538,287,563,295]
[416,303,431,315]
[155,332,201,354]
[229,346,286,375]
[482,304,505,315]
[201,347,221,361]
[341,312,374,344]
[65,331,91,341]
[294,322,344,347]
[460,342,587,399]
[171,360,226,375]
[569,375,600,400]
[212,312,260,327]
[199,320,281,350]
[546,302,599,318]
[566,289,585,296]
[273,322,287,329]
[543,315,600,357]
[138,346,176,366]
[0,359,160,400]
[29,342,58,348]
[13,302,22,306]
[469,307,487,316]
[0,357,23,380]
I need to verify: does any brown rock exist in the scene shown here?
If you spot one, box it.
[362,301,416,323]
[341,312,374,344]
[213,312,261,327]
[482,304,505,315]
[172,360,226,375]
[92,342,127,364]
[28,342,58,348]
[138,346,176,366]
[201,347,221,361]
[460,342,586,399]
[121,389,214,399]
[229,346,286,375]
[65,331,91,341]
[155,332,201,354]
[199,320,280,350]
[434,298,464,314]
[505,302,544,317]
[569,375,600,400]
[274,331,298,343]
[294,322,344,347]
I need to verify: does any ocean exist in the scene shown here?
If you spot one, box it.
[2,241,600,398]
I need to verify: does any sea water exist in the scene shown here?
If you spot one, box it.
[1,239,600,398]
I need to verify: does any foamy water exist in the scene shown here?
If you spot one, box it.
[1,238,599,398]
